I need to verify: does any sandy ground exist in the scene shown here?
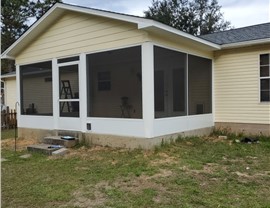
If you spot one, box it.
[1,137,37,151]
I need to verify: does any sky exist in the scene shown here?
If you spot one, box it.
[63,0,270,28]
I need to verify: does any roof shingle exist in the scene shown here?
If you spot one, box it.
[199,23,270,45]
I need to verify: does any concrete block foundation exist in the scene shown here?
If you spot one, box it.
[18,127,213,149]
[215,122,270,136]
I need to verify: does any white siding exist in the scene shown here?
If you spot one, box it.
[16,11,148,65]
[214,45,270,124]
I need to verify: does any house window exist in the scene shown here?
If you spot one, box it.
[260,54,270,102]
[98,71,111,91]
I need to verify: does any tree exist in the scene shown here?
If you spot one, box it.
[144,0,231,36]
[1,0,62,73]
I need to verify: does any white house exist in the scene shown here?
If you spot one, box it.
[1,3,269,148]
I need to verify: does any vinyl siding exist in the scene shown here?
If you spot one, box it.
[4,78,17,109]
[149,33,213,59]
[16,11,148,65]
[214,44,270,124]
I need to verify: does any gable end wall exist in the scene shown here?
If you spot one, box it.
[16,11,148,65]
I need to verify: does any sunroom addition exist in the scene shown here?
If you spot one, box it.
[18,43,213,138]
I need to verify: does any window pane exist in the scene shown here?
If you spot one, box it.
[260,79,270,102]
[87,46,142,118]
[261,79,270,90]
[260,66,269,77]
[154,46,187,118]
[261,91,270,102]
[59,65,79,117]
[260,54,269,65]
[188,55,212,115]
[20,61,53,116]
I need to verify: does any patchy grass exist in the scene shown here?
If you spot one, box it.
[1,134,270,208]
[1,129,16,140]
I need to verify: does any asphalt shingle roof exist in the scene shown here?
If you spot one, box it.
[199,23,270,45]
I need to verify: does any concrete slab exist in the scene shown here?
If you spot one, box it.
[52,148,68,156]
[27,144,63,155]
[43,136,78,148]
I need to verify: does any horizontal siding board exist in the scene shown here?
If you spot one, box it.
[17,36,145,64]
[215,46,270,125]
[20,27,140,55]
[16,12,147,64]
[36,19,121,42]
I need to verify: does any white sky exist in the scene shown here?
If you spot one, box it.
[63,0,270,28]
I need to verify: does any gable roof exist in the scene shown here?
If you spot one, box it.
[1,3,219,60]
[2,3,269,60]
[200,23,270,46]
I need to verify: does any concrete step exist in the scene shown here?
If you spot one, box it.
[27,144,63,155]
[43,136,79,148]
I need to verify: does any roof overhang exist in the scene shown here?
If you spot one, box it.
[1,3,220,60]
[1,72,16,79]
[221,38,270,49]
[138,22,221,51]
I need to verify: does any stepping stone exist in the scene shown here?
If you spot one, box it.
[43,136,78,148]
[27,144,63,155]
[52,148,68,156]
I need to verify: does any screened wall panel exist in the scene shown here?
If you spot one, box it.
[20,61,53,115]
[154,46,187,118]
[87,46,142,118]
[59,64,79,117]
[188,55,212,115]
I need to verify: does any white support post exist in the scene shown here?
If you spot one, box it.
[15,64,21,126]
[79,53,87,132]
[142,42,155,138]
[52,58,59,130]
[212,59,215,125]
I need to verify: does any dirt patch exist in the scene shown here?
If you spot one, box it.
[66,168,173,207]
[116,168,173,205]
[234,171,270,179]
[150,152,178,166]
[1,137,37,151]
[63,183,108,208]
[204,136,228,143]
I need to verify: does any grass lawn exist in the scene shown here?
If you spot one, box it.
[1,129,16,140]
[1,134,270,208]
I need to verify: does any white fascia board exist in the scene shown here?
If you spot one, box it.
[138,21,221,50]
[1,74,16,79]
[1,54,15,60]
[221,38,270,49]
